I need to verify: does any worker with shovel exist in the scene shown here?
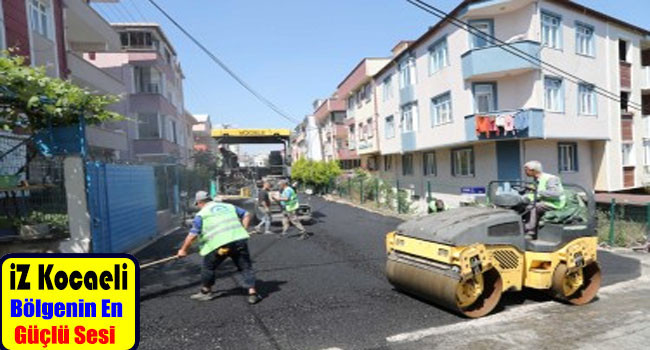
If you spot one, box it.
[176,191,263,304]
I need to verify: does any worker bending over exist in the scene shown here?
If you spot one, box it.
[523,161,566,237]
[176,191,263,304]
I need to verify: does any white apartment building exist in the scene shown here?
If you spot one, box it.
[373,0,650,207]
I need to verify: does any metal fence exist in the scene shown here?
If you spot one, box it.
[0,132,69,240]
[597,199,650,248]
[330,176,414,215]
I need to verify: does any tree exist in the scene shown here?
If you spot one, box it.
[192,150,218,173]
[0,52,122,132]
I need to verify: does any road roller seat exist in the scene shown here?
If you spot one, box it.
[524,184,597,252]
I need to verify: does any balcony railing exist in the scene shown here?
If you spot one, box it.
[461,40,541,80]
[464,108,544,141]
[401,131,416,152]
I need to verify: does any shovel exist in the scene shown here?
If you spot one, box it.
[139,255,180,270]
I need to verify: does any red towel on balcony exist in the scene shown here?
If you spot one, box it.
[475,115,492,138]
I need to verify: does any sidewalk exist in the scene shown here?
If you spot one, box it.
[388,251,650,350]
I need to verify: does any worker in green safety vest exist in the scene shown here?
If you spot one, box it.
[523,160,567,237]
[176,191,263,304]
[273,180,309,239]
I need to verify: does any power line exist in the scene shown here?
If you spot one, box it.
[145,0,301,125]
[114,1,138,23]
[407,0,643,112]
[127,0,149,22]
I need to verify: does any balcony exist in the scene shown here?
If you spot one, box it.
[643,66,650,90]
[399,85,416,105]
[133,139,180,157]
[465,108,544,141]
[67,52,125,94]
[461,41,541,80]
[64,0,121,52]
[401,132,416,152]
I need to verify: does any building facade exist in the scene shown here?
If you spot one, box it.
[90,23,194,165]
[313,97,347,163]
[364,0,650,207]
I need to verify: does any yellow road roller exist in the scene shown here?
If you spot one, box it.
[385,181,601,318]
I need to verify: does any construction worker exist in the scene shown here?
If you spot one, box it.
[255,181,273,234]
[274,180,309,239]
[176,191,263,304]
[523,160,567,237]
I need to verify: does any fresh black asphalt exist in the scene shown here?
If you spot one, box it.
[136,195,642,350]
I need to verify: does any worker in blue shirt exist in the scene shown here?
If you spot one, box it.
[176,191,263,304]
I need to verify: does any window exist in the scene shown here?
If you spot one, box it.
[619,39,628,62]
[358,123,365,140]
[336,138,343,150]
[429,38,449,74]
[138,113,160,139]
[544,77,564,112]
[168,119,177,143]
[399,57,416,88]
[363,83,371,102]
[622,143,635,166]
[621,91,630,112]
[367,118,373,139]
[348,124,356,149]
[383,76,393,101]
[558,143,578,172]
[401,103,418,132]
[644,141,650,166]
[578,84,597,115]
[165,48,172,64]
[431,92,452,126]
[542,12,562,49]
[384,155,392,171]
[474,83,496,113]
[120,31,154,49]
[29,0,51,39]
[452,148,475,177]
[576,22,594,56]
[423,152,436,176]
[470,20,493,49]
[0,0,5,50]
[134,67,164,94]
[347,96,355,111]
[402,154,414,176]
[385,115,395,139]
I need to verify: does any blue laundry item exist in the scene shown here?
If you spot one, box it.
[513,111,529,131]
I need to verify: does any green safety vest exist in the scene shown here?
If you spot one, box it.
[527,173,567,210]
[196,202,250,256]
[283,187,299,212]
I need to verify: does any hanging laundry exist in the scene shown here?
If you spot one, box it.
[475,115,492,138]
[488,116,500,137]
[503,114,515,135]
[495,115,506,127]
[514,111,529,131]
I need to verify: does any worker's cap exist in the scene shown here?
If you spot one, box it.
[194,191,211,205]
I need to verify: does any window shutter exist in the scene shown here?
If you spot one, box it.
[573,144,579,172]
[641,95,650,115]
[470,148,475,176]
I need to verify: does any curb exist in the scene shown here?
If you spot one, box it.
[128,226,183,256]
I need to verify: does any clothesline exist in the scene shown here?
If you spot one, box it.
[475,110,530,138]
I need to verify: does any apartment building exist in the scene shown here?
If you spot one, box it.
[337,58,390,170]
[0,0,137,160]
[313,96,347,163]
[371,0,650,207]
[90,23,194,165]
[192,114,218,154]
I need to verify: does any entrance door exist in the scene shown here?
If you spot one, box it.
[496,140,521,180]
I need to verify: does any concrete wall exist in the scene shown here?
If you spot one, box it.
[59,156,91,253]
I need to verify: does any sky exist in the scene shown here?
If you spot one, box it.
[93,0,649,154]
